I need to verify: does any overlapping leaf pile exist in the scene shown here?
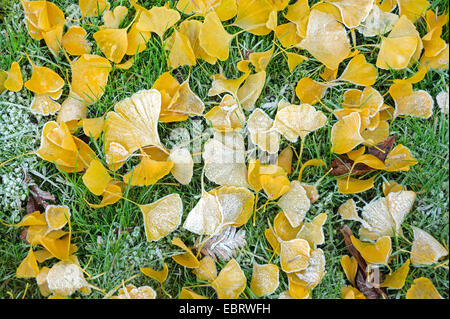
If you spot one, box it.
[1,0,448,299]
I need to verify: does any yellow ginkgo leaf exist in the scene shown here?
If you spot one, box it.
[250,263,279,297]
[205,94,245,132]
[177,19,217,64]
[301,183,320,204]
[39,233,71,261]
[139,194,183,242]
[331,112,365,154]
[202,131,248,187]
[338,54,377,86]
[82,117,105,140]
[274,211,303,242]
[393,65,428,85]
[82,159,112,196]
[136,6,180,39]
[296,213,327,248]
[260,171,291,200]
[208,70,249,98]
[351,235,392,265]
[381,259,410,289]
[265,227,281,255]
[168,79,205,116]
[237,71,267,111]
[293,248,326,288]
[338,199,362,223]
[176,0,221,15]
[295,78,329,106]
[234,0,277,36]
[377,36,418,69]
[171,238,200,268]
[341,286,366,299]
[104,89,164,170]
[211,259,246,299]
[42,23,64,57]
[61,26,91,55]
[280,238,311,273]
[168,148,194,185]
[79,0,110,17]
[126,23,151,55]
[277,147,293,175]
[123,156,174,186]
[192,256,217,282]
[93,28,128,63]
[140,263,169,284]
[299,9,351,70]
[21,0,65,40]
[275,23,303,49]
[45,205,70,232]
[179,288,209,299]
[406,277,443,299]
[420,44,449,70]
[356,4,399,37]
[46,260,90,297]
[4,62,23,92]
[384,144,418,172]
[278,181,311,228]
[286,52,308,73]
[288,274,311,299]
[249,47,274,72]
[397,0,429,22]
[382,180,404,196]
[337,175,376,194]
[340,255,358,286]
[167,30,197,68]
[183,191,223,236]
[325,0,374,28]
[390,83,434,119]
[36,267,51,297]
[30,94,61,116]
[410,227,448,266]
[25,63,64,96]
[298,159,326,183]
[274,103,327,142]
[113,285,156,299]
[247,108,280,154]
[16,248,40,278]
[199,11,233,61]
[86,183,122,208]
[284,0,310,37]
[102,6,128,29]
[215,0,238,21]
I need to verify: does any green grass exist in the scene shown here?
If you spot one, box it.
[0,0,448,299]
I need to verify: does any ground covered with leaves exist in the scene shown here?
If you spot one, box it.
[0,0,449,299]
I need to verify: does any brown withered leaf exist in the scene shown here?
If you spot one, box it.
[196,226,246,262]
[23,171,55,213]
[341,225,388,299]
[368,135,396,162]
[329,155,373,177]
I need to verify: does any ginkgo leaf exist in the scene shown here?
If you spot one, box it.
[199,11,233,61]
[390,83,434,119]
[247,108,280,154]
[351,235,392,265]
[136,6,180,39]
[436,86,449,114]
[341,286,366,299]
[30,94,61,116]
[93,27,128,63]
[337,175,376,194]
[140,263,169,284]
[420,44,449,70]
[168,148,194,185]
[211,258,246,299]
[340,255,358,286]
[208,71,249,97]
[205,94,245,132]
[4,62,23,92]
[104,89,164,170]
[331,112,365,154]
[260,167,291,200]
[296,213,327,248]
[45,205,70,232]
[177,19,217,64]
[102,6,128,29]
[384,144,418,172]
[274,211,303,242]
[274,103,327,142]
[36,267,51,297]
[21,0,65,40]
[287,53,308,73]
[280,238,311,273]
[82,159,112,196]
[46,260,90,297]
[86,183,122,208]
[250,263,279,297]
[215,0,238,21]
[265,227,281,255]
[171,237,200,268]
[275,23,303,48]
[82,117,105,140]
[299,9,351,70]
[357,4,399,37]
[249,47,274,72]
[123,156,173,186]
[42,23,64,57]
[16,248,40,278]
[126,23,151,55]
[183,191,223,236]
[179,288,208,299]
[294,248,326,289]
[203,132,248,187]
[338,199,364,224]
[234,0,277,36]
[287,274,311,299]
[406,277,443,299]
[79,0,110,17]
[295,77,329,106]
[277,147,293,175]
[410,227,448,266]
[139,194,183,242]
[284,0,310,37]
[25,62,64,96]
[192,256,217,282]
[381,259,410,289]
[338,54,377,86]
[397,0,429,22]
[237,71,266,111]
[114,285,156,299]
[325,0,374,28]
[278,181,311,228]
[176,0,221,15]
